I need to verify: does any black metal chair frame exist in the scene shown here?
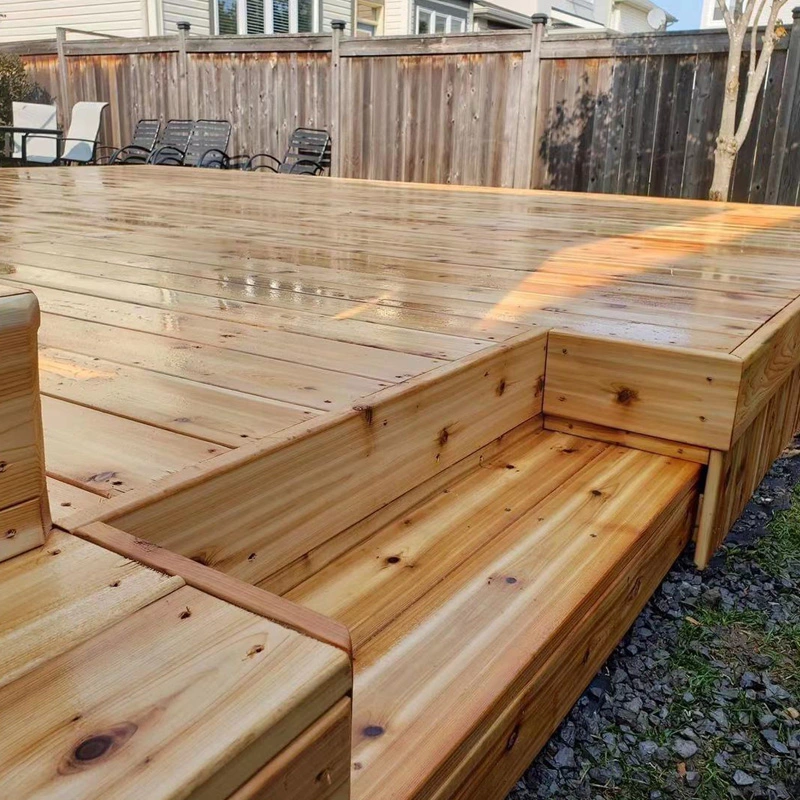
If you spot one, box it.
[147,120,241,168]
[245,128,330,175]
[97,119,161,165]
[0,125,63,165]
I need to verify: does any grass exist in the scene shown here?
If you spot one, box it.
[733,484,800,579]
[589,483,800,800]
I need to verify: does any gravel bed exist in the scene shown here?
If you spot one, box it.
[508,441,800,800]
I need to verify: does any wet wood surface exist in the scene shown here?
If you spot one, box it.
[0,530,352,800]
[1,167,799,520]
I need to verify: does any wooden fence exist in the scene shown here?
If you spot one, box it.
[4,12,800,204]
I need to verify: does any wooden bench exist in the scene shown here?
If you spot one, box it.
[283,421,700,799]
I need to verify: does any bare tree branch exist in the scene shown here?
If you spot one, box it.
[749,0,768,75]
[716,0,734,33]
[736,0,790,146]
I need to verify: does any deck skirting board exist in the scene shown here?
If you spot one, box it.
[695,364,800,567]
[543,330,742,450]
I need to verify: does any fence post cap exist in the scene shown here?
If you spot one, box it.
[177,20,191,31]
[531,13,548,25]
[331,19,347,30]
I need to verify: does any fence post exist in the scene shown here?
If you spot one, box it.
[331,20,345,178]
[55,28,71,131]
[765,8,800,204]
[177,21,191,120]
[512,14,547,190]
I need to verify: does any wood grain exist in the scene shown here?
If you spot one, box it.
[0,528,182,690]
[262,418,543,596]
[228,698,352,800]
[98,331,546,586]
[544,415,710,464]
[544,330,742,450]
[288,427,607,649]
[0,286,49,562]
[0,585,350,800]
[75,522,353,655]
[732,295,800,440]
[344,440,700,799]
[695,364,800,568]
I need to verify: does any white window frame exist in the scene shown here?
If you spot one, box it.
[356,0,384,36]
[415,4,466,34]
[214,0,318,34]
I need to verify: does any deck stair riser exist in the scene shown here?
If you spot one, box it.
[92,331,548,586]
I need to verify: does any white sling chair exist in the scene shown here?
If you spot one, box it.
[10,102,58,163]
[23,101,108,164]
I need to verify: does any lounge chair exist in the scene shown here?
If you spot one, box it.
[4,102,59,164]
[245,128,330,175]
[147,120,235,168]
[99,119,161,164]
[22,101,108,165]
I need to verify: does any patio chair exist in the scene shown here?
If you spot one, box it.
[147,120,235,168]
[98,119,161,164]
[22,101,108,165]
[5,102,58,164]
[245,128,331,175]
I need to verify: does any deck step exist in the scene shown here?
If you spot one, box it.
[287,427,701,800]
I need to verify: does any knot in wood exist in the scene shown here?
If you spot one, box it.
[614,386,639,405]
[74,735,114,762]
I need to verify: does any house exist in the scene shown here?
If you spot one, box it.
[699,0,784,28]
[0,1,212,40]
[383,0,676,36]
[0,0,673,43]
[0,0,357,41]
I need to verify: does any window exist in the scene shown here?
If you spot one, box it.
[356,0,384,36]
[217,0,238,33]
[415,1,467,34]
[215,0,317,34]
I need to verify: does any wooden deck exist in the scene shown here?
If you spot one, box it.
[2,167,800,800]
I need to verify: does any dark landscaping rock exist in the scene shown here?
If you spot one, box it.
[733,769,756,786]
[673,739,698,759]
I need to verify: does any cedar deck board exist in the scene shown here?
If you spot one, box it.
[2,168,800,799]
[0,167,794,527]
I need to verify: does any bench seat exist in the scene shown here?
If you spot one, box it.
[288,426,701,800]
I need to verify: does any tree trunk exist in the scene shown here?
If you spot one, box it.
[709,32,744,201]
[709,145,736,201]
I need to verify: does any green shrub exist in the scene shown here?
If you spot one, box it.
[0,54,52,124]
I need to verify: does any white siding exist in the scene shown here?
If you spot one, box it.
[613,3,650,31]
[163,0,212,33]
[384,0,411,34]
[322,0,354,32]
[0,0,144,42]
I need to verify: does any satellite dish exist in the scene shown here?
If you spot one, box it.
[647,7,667,30]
